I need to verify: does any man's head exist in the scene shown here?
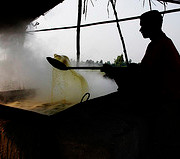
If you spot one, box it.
[140,10,163,39]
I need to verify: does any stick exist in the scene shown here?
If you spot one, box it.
[110,0,129,65]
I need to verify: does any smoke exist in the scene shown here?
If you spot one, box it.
[69,60,118,99]
[78,70,118,99]
[0,28,118,109]
[0,31,52,102]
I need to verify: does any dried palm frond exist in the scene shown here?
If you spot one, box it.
[107,0,117,17]
[83,0,95,19]
[141,0,167,10]
[157,0,168,12]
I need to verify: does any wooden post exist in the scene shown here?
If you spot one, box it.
[76,0,82,66]
[110,0,129,65]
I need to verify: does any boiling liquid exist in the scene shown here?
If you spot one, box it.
[51,55,89,105]
[1,55,89,115]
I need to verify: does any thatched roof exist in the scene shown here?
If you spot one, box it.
[0,0,65,31]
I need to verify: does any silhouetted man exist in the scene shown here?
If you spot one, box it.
[99,10,180,158]
[138,11,180,158]
[139,10,180,101]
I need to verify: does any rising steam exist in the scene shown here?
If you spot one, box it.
[0,29,118,114]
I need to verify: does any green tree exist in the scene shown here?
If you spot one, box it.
[114,54,126,67]
[99,60,103,64]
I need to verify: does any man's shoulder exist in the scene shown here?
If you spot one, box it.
[154,34,175,50]
[161,34,174,45]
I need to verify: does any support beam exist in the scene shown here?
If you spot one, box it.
[29,8,180,33]
[110,0,129,65]
[76,0,82,65]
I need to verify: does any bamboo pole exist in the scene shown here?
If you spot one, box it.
[76,0,82,65]
[149,0,152,10]
[110,0,129,65]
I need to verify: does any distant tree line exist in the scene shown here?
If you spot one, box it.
[71,54,132,67]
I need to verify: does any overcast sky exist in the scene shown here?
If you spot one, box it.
[27,0,180,63]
